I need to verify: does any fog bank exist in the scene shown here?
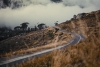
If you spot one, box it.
[0,0,100,28]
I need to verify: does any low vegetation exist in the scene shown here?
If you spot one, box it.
[15,33,100,67]
[15,10,100,67]
[0,27,72,58]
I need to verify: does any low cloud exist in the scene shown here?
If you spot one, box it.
[0,0,100,28]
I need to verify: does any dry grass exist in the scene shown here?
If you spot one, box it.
[15,10,100,67]
[0,28,72,58]
[2,40,67,58]
[15,32,100,67]
[3,41,66,57]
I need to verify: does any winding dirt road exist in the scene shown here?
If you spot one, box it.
[0,28,82,67]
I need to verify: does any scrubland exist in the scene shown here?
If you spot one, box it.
[0,27,71,58]
[15,10,100,67]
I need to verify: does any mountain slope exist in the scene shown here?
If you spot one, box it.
[15,10,100,67]
[58,10,100,37]
[0,27,72,58]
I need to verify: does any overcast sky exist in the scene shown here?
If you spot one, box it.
[0,0,100,28]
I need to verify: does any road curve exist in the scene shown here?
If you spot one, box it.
[0,29,82,67]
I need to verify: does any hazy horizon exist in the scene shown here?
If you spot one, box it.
[0,0,100,29]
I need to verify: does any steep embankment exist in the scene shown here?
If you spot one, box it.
[0,27,72,58]
[58,10,100,37]
[16,10,100,67]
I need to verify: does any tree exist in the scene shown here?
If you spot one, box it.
[38,23,45,30]
[14,26,21,31]
[28,27,31,32]
[34,26,37,31]
[20,22,29,31]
